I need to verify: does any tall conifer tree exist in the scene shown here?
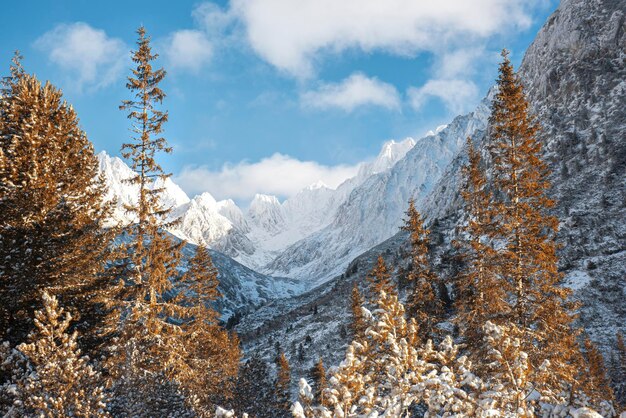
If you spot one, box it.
[6,292,109,417]
[350,284,367,338]
[109,26,188,408]
[367,256,395,297]
[275,351,292,416]
[581,337,614,407]
[175,246,241,414]
[455,139,508,355]
[311,357,327,406]
[0,56,115,349]
[485,50,581,396]
[401,199,443,341]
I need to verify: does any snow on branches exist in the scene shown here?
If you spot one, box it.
[292,291,611,418]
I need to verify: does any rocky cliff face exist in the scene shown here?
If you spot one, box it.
[422,0,626,349]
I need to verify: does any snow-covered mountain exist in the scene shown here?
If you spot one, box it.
[97,137,417,276]
[233,0,626,387]
[263,103,488,285]
[98,152,190,225]
[420,0,626,353]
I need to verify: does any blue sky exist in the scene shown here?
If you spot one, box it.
[1,0,558,202]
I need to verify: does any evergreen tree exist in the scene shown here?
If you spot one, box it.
[311,357,327,406]
[366,255,395,298]
[108,26,189,412]
[480,321,538,416]
[293,379,315,418]
[455,139,507,356]
[0,56,116,350]
[486,50,581,396]
[401,199,443,341]
[349,284,366,338]
[5,292,109,417]
[275,351,292,416]
[581,337,614,407]
[175,245,241,415]
[234,355,275,418]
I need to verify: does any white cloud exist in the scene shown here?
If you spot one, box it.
[164,30,213,72]
[436,48,488,79]
[175,153,360,200]
[34,22,126,91]
[226,0,534,77]
[193,2,236,35]
[301,73,400,112]
[407,79,479,114]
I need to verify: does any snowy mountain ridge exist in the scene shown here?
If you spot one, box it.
[97,137,417,276]
[232,0,626,388]
[263,100,489,285]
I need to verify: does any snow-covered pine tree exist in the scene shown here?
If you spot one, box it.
[0,54,116,351]
[581,337,615,408]
[108,26,189,413]
[322,291,422,416]
[311,357,327,407]
[349,284,366,339]
[478,321,537,417]
[296,290,479,417]
[454,139,507,358]
[292,379,315,418]
[234,355,275,417]
[366,255,395,298]
[485,50,582,399]
[5,292,109,417]
[401,199,443,341]
[275,351,292,417]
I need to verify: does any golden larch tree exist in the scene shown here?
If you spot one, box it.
[107,28,190,415]
[11,292,109,417]
[175,245,241,415]
[581,337,614,407]
[454,139,509,357]
[0,54,116,351]
[401,199,443,341]
[487,50,581,397]
[367,255,395,298]
[275,351,292,416]
[312,357,327,406]
[350,284,367,338]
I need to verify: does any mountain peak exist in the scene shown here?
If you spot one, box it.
[193,192,218,207]
[357,137,416,179]
[305,180,330,191]
[248,194,285,233]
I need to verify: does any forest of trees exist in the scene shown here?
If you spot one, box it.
[0,24,623,418]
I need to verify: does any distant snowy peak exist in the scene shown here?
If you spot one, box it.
[425,124,448,137]
[97,151,190,225]
[97,135,422,276]
[171,193,237,247]
[357,138,416,180]
[217,199,249,232]
[304,180,330,191]
[248,194,286,233]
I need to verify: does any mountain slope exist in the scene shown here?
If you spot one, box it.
[98,138,417,275]
[263,101,489,285]
[236,0,626,386]
[421,0,626,350]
